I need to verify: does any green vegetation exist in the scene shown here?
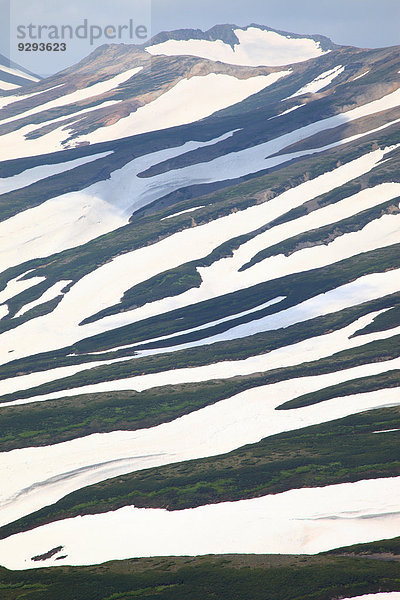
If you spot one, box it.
[2,407,399,540]
[0,553,399,600]
[354,304,400,336]
[277,370,400,410]
[326,536,400,556]
[1,312,400,448]
[0,380,247,450]
[81,262,203,323]
[241,199,400,270]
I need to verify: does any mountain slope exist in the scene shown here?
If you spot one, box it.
[0,24,399,579]
[0,25,389,162]
[0,53,40,90]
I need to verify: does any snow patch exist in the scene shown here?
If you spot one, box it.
[287,65,345,98]
[0,151,113,196]
[132,296,286,349]
[135,269,400,356]
[0,149,392,366]
[353,70,370,81]
[14,280,72,318]
[161,205,206,220]
[1,354,400,528]
[373,429,400,434]
[0,131,236,276]
[0,81,20,91]
[0,84,66,110]
[268,103,305,119]
[0,273,46,304]
[6,312,400,407]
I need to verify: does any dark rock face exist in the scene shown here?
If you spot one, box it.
[31,546,64,561]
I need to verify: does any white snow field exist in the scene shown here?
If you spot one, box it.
[0,68,142,161]
[181,183,400,303]
[32,88,397,266]
[1,361,400,526]
[0,77,399,263]
[0,70,287,160]
[0,354,142,399]
[0,476,399,569]
[131,296,286,349]
[287,65,345,97]
[0,131,235,276]
[0,147,393,365]
[146,27,329,67]
[3,52,395,163]
[134,270,400,356]
[1,35,400,580]
[0,98,124,162]
[6,59,397,164]
[72,71,291,146]
[0,126,382,275]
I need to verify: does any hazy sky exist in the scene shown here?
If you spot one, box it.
[1,0,399,77]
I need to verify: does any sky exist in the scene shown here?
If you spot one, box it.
[0,0,399,77]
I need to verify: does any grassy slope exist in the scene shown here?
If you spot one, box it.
[327,537,400,556]
[1,322,400,449]
[0,554,399,600]
[277,369,400,410]
[240,199,400,270]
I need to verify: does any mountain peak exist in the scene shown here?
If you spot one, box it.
[145,23,339,67]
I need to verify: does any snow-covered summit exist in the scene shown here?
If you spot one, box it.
[145,23,338,67]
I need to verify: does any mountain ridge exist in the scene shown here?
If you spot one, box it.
[144,22,340,52]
